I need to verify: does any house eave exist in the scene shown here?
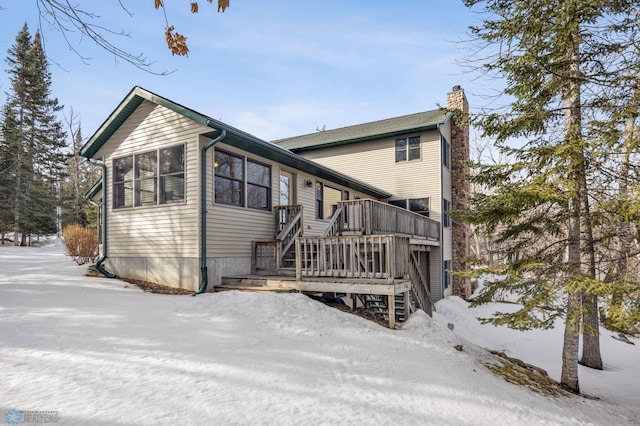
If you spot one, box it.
[80,86,391,200]
[287,124,443,153]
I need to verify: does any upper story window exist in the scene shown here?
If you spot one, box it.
[214,149,271,211]
[389,197,430,217]
[443,198,451,228]
[442,136,451,169]
[395,136,420,162]
[113,144,185,209]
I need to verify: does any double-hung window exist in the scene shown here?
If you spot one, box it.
[443,198,451,228]
[443,260,451,289]
[113,144,185,209]
[247,160,271,210]
[395,136,420,162]
[214,149,271,211]
[214,150,244,207]
[113,156,134,208]
[442,136,451,168]
[135,151,157,206]
[160,145,186,203]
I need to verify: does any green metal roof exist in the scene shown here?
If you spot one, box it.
[79,86,391,199]
[274,109,451,152]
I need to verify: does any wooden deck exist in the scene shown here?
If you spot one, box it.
[217,275,412,329]
[239,200,439,329]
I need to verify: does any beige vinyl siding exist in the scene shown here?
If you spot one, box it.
[95,100,208,258]
[206,143,372,257]
[207,143,276,258]
[299,129,443,220]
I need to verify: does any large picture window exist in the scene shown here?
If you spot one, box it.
[113,144,185,209]
[214,149,271,211]
[395,136,420,162]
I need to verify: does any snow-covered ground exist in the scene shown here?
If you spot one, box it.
[1,238,637,425]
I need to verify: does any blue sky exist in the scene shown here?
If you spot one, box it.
[0,1,484,142]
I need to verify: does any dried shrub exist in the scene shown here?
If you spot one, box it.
[62,224,98,265]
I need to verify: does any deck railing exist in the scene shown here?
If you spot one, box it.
[295,234,412,281]
[252,240,278,274]
[332,199,440,241]
[275,205,303,256]
[252,205,303,274]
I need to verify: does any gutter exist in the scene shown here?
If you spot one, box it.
[193,128,227,296]
[85,159,117,279]
[437,123,445,298]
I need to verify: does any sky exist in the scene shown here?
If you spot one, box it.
[0,1,485,143]
[1,239,638,425]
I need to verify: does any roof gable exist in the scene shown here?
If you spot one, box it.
[274,109,451,152]
[79,86,391,199]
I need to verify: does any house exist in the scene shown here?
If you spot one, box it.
[275,86,471,299]
[80,86,469,329]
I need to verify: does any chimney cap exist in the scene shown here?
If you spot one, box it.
[452,85,462,92]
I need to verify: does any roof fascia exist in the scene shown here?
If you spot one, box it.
[79,86,390,199]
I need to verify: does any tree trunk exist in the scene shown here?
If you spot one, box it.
[580,293,602,369]
[562,289,582,393]
[579,169,602,369]
[561,19,583,393]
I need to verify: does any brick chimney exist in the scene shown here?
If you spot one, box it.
[447,86,472,298]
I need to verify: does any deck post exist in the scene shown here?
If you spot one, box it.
[295,239,302,280]
[404,291,410,320]
[388,292,396,329]
[251,241,256,274]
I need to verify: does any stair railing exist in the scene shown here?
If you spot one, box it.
[274,205,303,268]
[408,251,434,316]
[322,206,344,237]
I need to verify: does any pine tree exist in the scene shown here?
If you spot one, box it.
[1,24,67,245]
[459,0,640,392]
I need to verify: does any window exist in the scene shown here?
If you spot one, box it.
[247,159,271,210]
[389,198,430,217]
[113,144,185,209]
[214,149,271,211]
[135,151,157,206]
[315,182,344,220]
[316,182,324,219]
[214,150,244,207]
[160,145,185,203]
[113,156,134,208]
[443,260,451,289]
[395,136,420,162]
[443,198,451,228]
[442,136,451,168]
